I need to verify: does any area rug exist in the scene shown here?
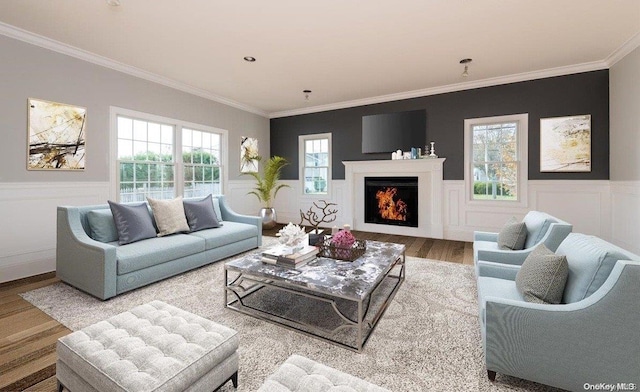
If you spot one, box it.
[21,241,560,391]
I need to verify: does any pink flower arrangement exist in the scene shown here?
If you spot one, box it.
[331,230,356,259]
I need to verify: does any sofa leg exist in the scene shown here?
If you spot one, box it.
[231,371,238,388]
[487,370,496,381]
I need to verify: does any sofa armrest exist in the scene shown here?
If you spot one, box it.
[476,248,531,265]
[484,260,640,390]
[217,196,262,247]
[474,231,498,242]
[56,207,117,300]
[477,260,520,280]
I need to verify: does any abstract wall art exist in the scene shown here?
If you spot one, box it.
[540,114,591,172]
[28,98,87,170]
[240,136,259,173]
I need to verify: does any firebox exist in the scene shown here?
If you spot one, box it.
[364,177,418,227]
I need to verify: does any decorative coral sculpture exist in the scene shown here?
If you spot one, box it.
[276,222,307,250]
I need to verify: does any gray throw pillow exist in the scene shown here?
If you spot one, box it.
[516,244,569,304]
[183,194,221,232]
[147,196,190,236]
[108,201,157,245]
[497,217,527,250]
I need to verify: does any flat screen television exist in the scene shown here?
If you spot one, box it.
[361,109,426,154]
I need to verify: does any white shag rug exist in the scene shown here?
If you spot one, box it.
[21,239,560,392]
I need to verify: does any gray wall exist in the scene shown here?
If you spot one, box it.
[271,70,609,180]
[610,46,640,181]
[0,35,269,183]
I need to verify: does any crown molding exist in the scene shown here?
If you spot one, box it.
[605,31,640,67]
[269,60,609,118]
[0,22,268,118]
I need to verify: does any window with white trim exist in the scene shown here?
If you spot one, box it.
[464,114,528,205]
[113,109,225,202]
[299,133,331,195]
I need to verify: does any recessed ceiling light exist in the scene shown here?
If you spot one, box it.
[243,56,256,62]
[106,0,121,6]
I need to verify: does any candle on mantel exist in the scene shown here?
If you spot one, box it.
[343,224,351,232]
[331,226,339,235]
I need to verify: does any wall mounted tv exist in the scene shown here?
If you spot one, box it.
[361,109,426,154]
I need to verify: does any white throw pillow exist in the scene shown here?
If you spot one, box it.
[147,196,190,237]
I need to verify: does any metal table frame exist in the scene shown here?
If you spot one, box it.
[224,250,405,352]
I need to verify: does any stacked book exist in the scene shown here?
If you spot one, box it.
[261,244,319,269]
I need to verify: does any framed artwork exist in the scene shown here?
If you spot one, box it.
[240,136,259,173]
[540,114,591,172]
[28,98,87,170]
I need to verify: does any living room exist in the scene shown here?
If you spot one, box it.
[1,1,639,391]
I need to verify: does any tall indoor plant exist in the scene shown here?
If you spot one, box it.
[244,155,290,229]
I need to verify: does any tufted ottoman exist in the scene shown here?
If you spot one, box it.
[258,355,390,392]
[56,300,239,392]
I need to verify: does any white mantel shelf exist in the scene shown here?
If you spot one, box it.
[343,158,446,238]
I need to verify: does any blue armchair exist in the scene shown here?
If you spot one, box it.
[476,233,640,390]
[474,211,572,268]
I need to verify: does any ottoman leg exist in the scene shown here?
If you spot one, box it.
[231,371,238,388]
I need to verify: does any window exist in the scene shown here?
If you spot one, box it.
[464,114,528,205]
[299,133,331,195]
[112,108,226,202]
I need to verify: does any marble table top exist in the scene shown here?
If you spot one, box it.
[225,240,405,300]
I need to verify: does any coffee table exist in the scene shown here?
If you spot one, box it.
[224,240,405,352]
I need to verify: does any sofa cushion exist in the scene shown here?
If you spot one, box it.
[515,244,568,304]
[477,276,523,324]
[87,209,119,243]
[189,221,258,250]
[147,196,190,237]
[183,194,221,232]
[523,212,556,249]
[557,233,636,303]
[108,201,157,245]
[497,217,527,250]
[116,234,205,275]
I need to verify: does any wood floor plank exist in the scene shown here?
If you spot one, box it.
[0,351,56,391]
[426,239,447,260]
[0,277,60,301]
[463,242,474,265]
[23,375,57,392]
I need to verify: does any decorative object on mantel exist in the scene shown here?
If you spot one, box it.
[299,200,338,246]
[240,136,259,173]
[28,98,87,170]
[427,141,438,158]
[540,114,591,172]
[243,155,290,229]
[276,222,307,253]
[320,230,366,261]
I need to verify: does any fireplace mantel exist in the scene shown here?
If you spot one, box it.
[343,158,445,238]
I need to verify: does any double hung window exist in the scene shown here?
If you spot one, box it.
[299,133,331,195]
[113,109,225,202]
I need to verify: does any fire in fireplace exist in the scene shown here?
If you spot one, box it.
[364,177,418,227]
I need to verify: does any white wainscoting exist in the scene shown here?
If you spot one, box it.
[0,182,111,283]
[225,180,264,216]
[444,180,612,242]
[610,181,640,254]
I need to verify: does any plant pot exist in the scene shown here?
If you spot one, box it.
[260,207,277,229]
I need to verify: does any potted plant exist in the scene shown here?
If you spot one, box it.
[244,155,290,229]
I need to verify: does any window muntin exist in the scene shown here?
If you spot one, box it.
[471,121,519,201]
[302,136,330,195]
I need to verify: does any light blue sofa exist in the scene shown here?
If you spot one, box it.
[476,233,640,390]
[56,195,261,300]
[473,211,572,267]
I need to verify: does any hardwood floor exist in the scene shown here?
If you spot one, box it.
[0,229,472,391]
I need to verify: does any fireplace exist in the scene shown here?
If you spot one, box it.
[364,177,418,227]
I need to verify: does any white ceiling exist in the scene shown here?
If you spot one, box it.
[0,1,638,117]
